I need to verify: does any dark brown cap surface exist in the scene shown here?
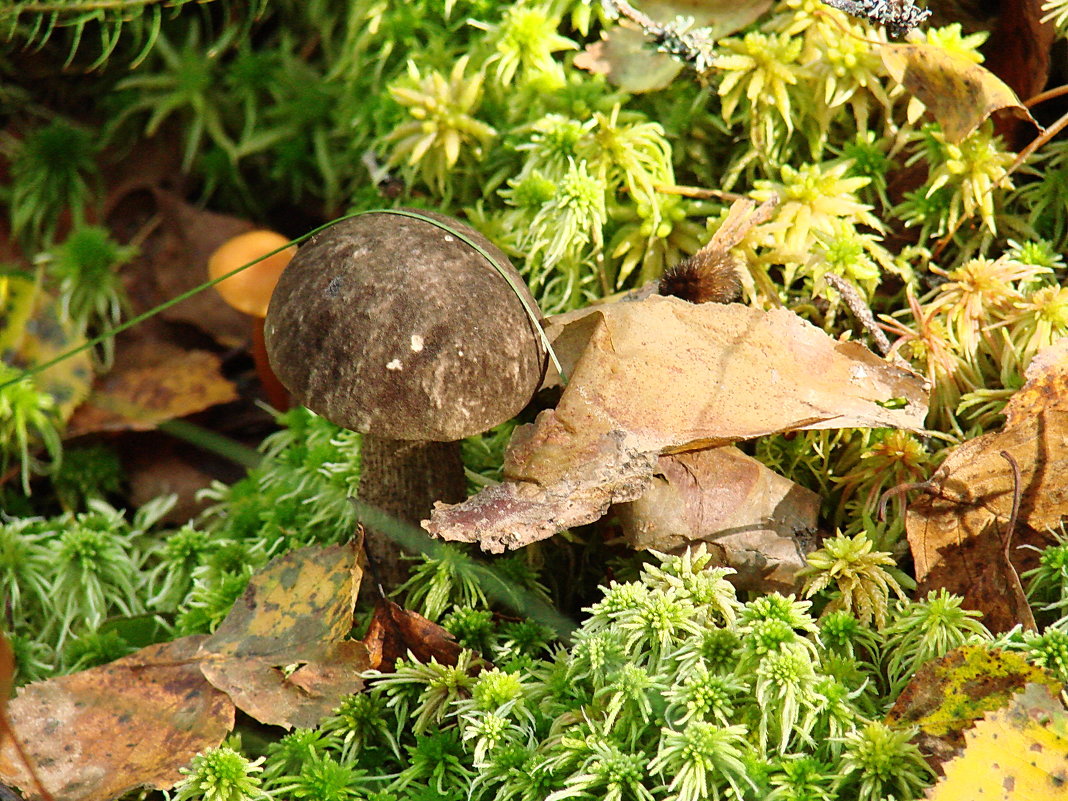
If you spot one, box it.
[264,211,546,440]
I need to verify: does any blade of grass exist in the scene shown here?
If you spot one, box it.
[350,499,576,643]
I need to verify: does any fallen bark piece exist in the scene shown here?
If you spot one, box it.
[428,296,927,552]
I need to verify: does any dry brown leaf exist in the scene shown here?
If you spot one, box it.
[0,631,53,801]
[363,598,464,672]
[927,683,1068,801]
[881,40,1037,144]
[614,446,818,593]
[0,636,233,801]
[66,340,237,435]
[427,296,927,552]
[197,541,369,730]
[906,339,1068,633]
[143,189,255,347]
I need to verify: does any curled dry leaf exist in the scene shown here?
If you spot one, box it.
[614,446,818,593]
[885,645,1062,772]
[197,541,369,730]
[363,598,463,672]
[927,683,1068,801]
[0,636,234,801]
[427,295,927,553]
[881,40,1037,143]
[906,339,1068,633]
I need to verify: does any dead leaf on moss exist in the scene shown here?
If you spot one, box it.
[881,40,1037,143]
[197,541,369,730]
[886,645,1062,772]
[573,0,770,93]
[139,189,254,347]
[0,275,92,422]
[614,446,818,593]
[66,340,237,435]
[427,295,927,552]
[0,636,233,801]
[906,339,1068,633]
[363,598,463,672]
[928,682,1068,800]
[574,25,684,94]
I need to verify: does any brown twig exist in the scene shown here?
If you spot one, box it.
[1007,107,1068,180]
[1024,83,1068,108]
[877,479,935,521]
[823,273,893,356]
[999,450,1037,632]
[654,184,749,203]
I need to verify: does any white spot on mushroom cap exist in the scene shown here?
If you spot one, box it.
[386,359,403,371]
[444,235,455,242]
[411,334,424,352]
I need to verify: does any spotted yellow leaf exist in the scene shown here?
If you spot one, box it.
[928,683,1068,800]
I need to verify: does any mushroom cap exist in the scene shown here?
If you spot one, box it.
[208,230,296,317]
[264,211,547,441]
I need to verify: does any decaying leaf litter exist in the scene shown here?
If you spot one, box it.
[4,0,1068,799]
[0,542,370,800]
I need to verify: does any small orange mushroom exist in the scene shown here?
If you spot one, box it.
[208,230,297,410]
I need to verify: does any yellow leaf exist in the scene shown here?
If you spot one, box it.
[928,683,1068,801]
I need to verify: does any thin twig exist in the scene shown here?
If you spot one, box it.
[654,184,749,203]
[1000,450,1037,632]
[1007,107,1068,180]
[823,273,893,356]
[1024,83,1068,108]
[820,0,931,38]
[877,479,934,521]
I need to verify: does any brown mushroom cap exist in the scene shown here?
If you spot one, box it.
[263,211,547,441]
[208,230,296,317]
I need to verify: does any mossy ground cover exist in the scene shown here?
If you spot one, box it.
[3,1,1068,799]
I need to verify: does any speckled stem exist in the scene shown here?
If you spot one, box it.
[357,434,467,593]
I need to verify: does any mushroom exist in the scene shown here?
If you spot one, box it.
[208,230,297,410]
[263,210,547,588]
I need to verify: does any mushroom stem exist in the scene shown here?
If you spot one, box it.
[250,316,290,411]
[357,434,468,591]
